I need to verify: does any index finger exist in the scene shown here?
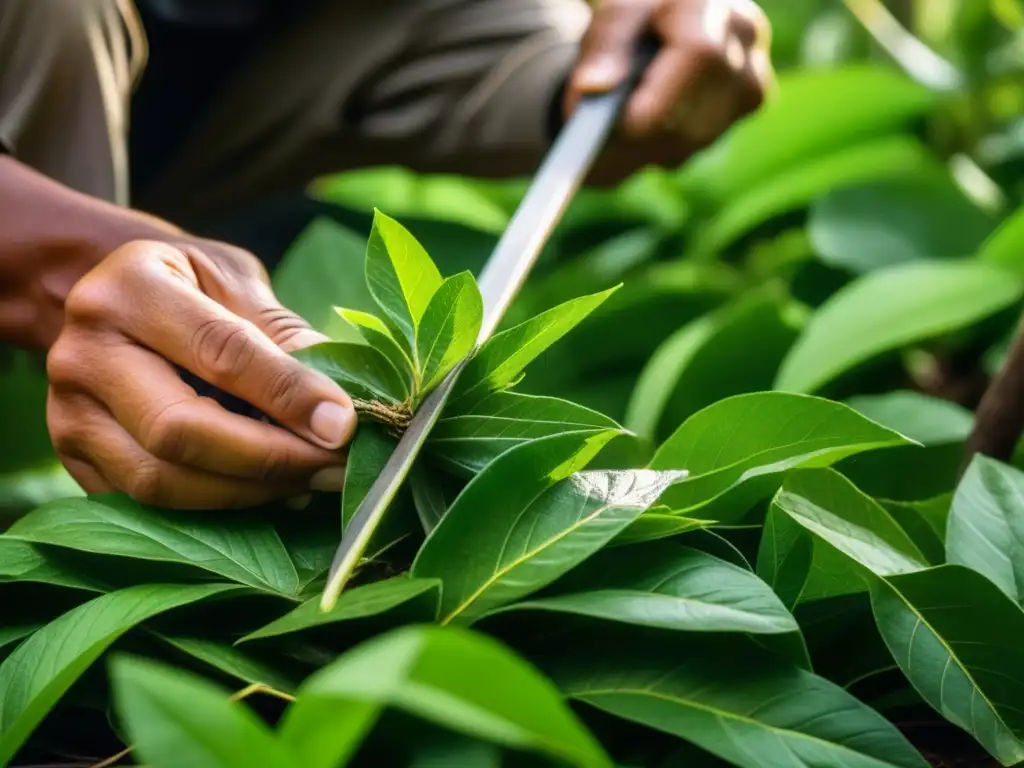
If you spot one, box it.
[97,242,357,451]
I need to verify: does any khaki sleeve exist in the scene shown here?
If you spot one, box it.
[347,0,592,177]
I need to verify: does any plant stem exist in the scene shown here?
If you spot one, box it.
[963,312,1024,470]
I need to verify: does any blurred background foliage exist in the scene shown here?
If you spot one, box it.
[5,0,1024,518]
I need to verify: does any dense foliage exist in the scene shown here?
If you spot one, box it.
[6,2,1024,766]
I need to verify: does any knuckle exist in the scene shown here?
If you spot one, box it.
[138,400,190,462]
[191,318,257,385]
[258,306,313,347]
[46,338,81,385]
[255,446,290,483]
[124,460,167,506]
[64,278,113,325]
[264,364,303,415]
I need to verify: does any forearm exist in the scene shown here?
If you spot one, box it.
[0,156,182,350]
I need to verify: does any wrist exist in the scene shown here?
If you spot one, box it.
[0,156,183,349]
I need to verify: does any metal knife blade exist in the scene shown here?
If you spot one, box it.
[320,40,658,611]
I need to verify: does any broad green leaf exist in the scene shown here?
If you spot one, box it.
[493,542,799,637]
[0,538,101,591]
[280,625,611,768]
[809,176,995,274]
[757,506,813,610]
[432,391,620,475]
[764,469,928,603]
[412,432,659,624]
[160,636,297,693]
[416,271,483,392]
[295,341,410,404]
[271,218,376,341]
[626,292,802,444]
[6,495,302,597]
[693,136,939,255]
[680,65,936,204]
[365,210,444,349]
[0,625,38,652]
[612,511,713,546]
[651,393,912,523]
[239,576,441,643]
[342,424,397,532]
[553,630,928,768]
[871,565,1024,764]
[947,455,1024,606]
[335,307,414,382]
[980,200,1024,274]
[411,448,675,626]
[410,464,448,534]
[0,583,241,765]
[844,391,974,445]
[408,732,503,768]
[882,495,950,566]
[454,288,619,403]
[111,655,298,768]
[776,261,1024,394]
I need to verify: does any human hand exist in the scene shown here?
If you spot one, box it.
[46,239,357,509]
[566,0,773,173]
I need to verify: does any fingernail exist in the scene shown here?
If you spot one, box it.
[578,59,622,89]
[287,494,313,510]
[311,466,347,492]
[310,401,353,448]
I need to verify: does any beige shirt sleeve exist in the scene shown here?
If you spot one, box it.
[140,0,594,221]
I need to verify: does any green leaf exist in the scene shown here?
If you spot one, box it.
[454,288,619,403]
[844,391,974,445]
[871,565,1024,764]
[5,495,302,597]
[493,542,799,637]
[160,636,297,693]
[408,733,503,768]
[412,432,666,624]
[553,630,928,768]
[295,341,411,404]
[980,200,1024,274]
[365,210,444,349]
[625,291,802,444]
[0,625,38,652]
[111,655,299,768]
[239,576,441,643]
[808,176,995,274]
[0,583,242,765]
[776,261,1024,394]
[342,424,397,533]
[680,65,936,205]
[271,218,376,341]
[763,469,928,603]
[432,391,620,475]
[416,271,483,392]
[651,392,912,523]
[693,136,939,255]
[0,538,101,591]
[947,455,1024,607]
[881,495,950,566]
[410,464,449,534]
[335,307,414,383]
[612,511,713,546]
[280,625,611,768]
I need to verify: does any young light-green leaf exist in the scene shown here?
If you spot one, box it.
[239,577,441,643]
[551,629,928,768]
[335,307,414,383]
[5,495,302,597]
[295,341,411,405]
[454,287,619,403]
[431,391,620,476]
[280,625,612,768]
[651,392,913,523]
[0,583,243,765]
[776,261,1024,394]
[365,210,444,349]
[492,542,799,636]
[871,565,1024,765]
[416,463,683,624]
[416,271,483,392]
[947,455,1024,607]
[111,655,299,768]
